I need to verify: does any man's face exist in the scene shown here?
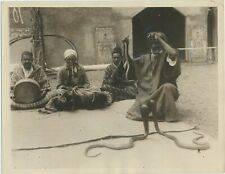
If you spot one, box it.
[112,53,121,66]
[150,41,163,56]
[21,54,33,70]
[65,55,78,68]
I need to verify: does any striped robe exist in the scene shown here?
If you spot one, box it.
[10,64,51,93]
[101,63,137,102]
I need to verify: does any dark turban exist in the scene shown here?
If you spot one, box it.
[112,47,122,55]
[21,51,33,60]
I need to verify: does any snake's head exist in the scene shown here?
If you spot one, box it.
[122,36,129,44]
[193,126,200,130]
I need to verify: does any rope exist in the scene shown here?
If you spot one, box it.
[178,47,217,50]
[9,34,76,51]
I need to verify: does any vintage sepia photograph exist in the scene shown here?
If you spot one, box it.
[1,1,225,173]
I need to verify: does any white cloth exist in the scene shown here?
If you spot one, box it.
[166,56,177,66]
[66,65,78,75]
[64,49,78,59]
[22,65,33,78]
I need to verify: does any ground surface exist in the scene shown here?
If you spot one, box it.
[10,62,220,172]
[176,63,218,138]
[11,101,221,172]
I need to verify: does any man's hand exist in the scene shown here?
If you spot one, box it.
[147,32,157,40]
[154,32,161,40]
[122,36,129,45]
[10,92,15,101]
[71,86,79,94]
[147,32,164,41]
[40,90,48,98]
[149,32,177,58]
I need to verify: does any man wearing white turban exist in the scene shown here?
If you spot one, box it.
[57,49,90,89]
[64,49,78,60]
[41,49,112,113]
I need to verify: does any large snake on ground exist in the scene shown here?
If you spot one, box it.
[85,131,148,157]
[11,90,60,110]
[148,100,210,150]
[85,100,210,157]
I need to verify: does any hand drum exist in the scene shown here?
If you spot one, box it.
[14,79,41,104]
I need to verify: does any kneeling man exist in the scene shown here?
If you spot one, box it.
[127,32,181,122]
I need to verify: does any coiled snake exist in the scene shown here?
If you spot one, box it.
[11,89,61,110]
[85,100,210,157]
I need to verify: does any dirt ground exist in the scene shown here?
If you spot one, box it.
[48,62,218,138]
[10,62,220,171]
[176,63,218,138]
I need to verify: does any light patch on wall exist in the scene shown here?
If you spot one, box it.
[175,7,206,16]
[10,39,32,64]
[186,17,200,26]
[95,27,115,64]
[83,31,94,55]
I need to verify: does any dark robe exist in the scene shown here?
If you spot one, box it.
[57,64,90,89]
[127,51,181,121]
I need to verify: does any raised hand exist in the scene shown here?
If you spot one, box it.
[122,36,129,45]
[147,32,162,41]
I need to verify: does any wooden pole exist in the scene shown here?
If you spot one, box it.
[31,8,46,69]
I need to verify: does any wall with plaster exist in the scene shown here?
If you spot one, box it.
[9,7,133,67]
[41,7,132,67]
[184,8,209,62]
[9,7,217,66]
[9,7,33,64]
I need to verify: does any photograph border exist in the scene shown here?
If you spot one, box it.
[2,1,225,174]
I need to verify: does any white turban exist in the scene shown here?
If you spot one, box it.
[64,49,78,59]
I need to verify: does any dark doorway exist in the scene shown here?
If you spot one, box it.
[207,7,217,47]
[207,7,218,62]
[132,7,185,58]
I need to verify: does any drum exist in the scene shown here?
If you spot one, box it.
[14,79,41,104]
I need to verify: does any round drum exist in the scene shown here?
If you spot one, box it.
[14,79,41,104]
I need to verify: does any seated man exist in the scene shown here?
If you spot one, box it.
[101,47,137,102]
[126,32,181,122]
[10,51,51,102]
[57,49,90,90]
[42,49,112,113]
